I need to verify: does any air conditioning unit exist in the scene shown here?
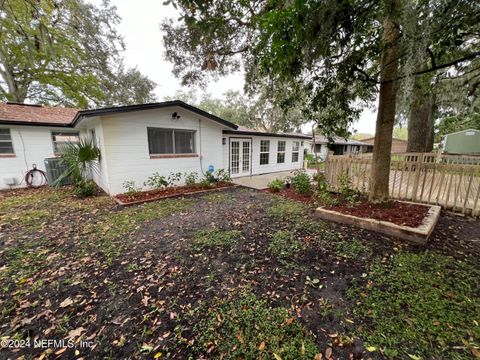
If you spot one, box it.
[44,158,73,186]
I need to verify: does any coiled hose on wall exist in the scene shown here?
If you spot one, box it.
[24,164,48,188]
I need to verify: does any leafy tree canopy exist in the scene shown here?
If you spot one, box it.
[162,0,480,138]
[0,0,156,108]
[165,86,306,133]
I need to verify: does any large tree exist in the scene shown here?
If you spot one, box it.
[396,1,480,151]
[0,0,156,108]
[161,0,480,202]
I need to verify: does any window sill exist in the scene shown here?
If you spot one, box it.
[0,154,16,158]
[150,154,199,159]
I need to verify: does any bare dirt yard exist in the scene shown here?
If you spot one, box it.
[0,186,479,359]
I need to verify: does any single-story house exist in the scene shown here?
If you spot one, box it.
[442,129,480,155]
[311,135,373,160]
[360,136,407,153]
[0,101,310,194]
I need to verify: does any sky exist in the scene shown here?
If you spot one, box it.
[88,0,377,134]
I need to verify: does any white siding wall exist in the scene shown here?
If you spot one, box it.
[222,135,305,177]
[81,117,110,193]
[0,125,75,190]
[99,107,225,194]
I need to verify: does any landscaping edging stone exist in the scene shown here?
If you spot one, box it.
[113,184,238,206]
[315,201,442,245]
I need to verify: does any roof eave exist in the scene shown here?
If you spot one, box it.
[223,129,311,139]
[72,100,238,129]
[0,120,72,127]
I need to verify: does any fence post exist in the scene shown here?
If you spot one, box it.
[411,156,422,201]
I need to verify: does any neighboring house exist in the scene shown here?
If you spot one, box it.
[442,129,480,155]
[360,136,407,153]
[311,135,372,160]
[0,101,309,194]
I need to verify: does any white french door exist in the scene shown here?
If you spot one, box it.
[230,139,251,177]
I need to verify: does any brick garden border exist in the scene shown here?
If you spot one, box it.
[315,201,441,245]
[113,184,238,206]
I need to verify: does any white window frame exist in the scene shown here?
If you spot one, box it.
[51,131,80,155]
[277,140,286,163]
[292,141,300,162]
[147,127,196,155]
[0,128,14,155]
[260,140,270,165]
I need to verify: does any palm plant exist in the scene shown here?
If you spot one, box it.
[54,137,100,197]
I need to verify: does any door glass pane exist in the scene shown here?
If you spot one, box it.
[231,141,239,174]
[242,141,250,172]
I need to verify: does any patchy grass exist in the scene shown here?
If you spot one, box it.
[0,186,478,359]
[269,230,306,264]
[267,199,308,219]
[192,229,241,250]
[201,192,234,203]
[80,198,192,263]
[348,252,480,359]
[183,291,320,359]
[333,238,370,259]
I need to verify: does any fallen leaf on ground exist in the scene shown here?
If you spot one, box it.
[59,297,73,308]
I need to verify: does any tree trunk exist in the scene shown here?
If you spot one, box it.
[0,49,27,103]
[369,1,400,203]
[425,91,435,151]
[407,77,435,152]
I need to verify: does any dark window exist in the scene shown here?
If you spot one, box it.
[148,127,195,154]
[51,131,80,154]
[0,129,14,154]
[277,141,286,163]
[260,140,270,165]
[174,130,195,153]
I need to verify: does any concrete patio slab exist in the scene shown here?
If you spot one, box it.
[231,170,296,189]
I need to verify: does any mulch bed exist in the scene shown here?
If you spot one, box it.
[114,181,234,205]
[324,199,430,228]
[265,187,313,204]
[267,187,430,228]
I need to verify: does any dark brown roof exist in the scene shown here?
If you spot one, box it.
[0,102,79,126]
[0,101,238,129]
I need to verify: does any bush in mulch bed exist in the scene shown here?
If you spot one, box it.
[115,181,234,204]
[266,171,431,228]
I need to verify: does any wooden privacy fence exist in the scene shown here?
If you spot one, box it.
[325,153,480,216]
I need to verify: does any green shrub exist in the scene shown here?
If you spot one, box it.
[312,172,338,206]
[289,169,312,195]
[337,171,360,205]
[316,190,339,206]
[54,137,100,198]
[144,172,169,189]
[215,168,231,182]
[268,230,305,262]
[168,172,183,185]
[198,171,217,189]
[184,172,198,186]
[122,180,140,196]
[73,179,96,198]
[188,291,319,359]
[268,178,285,192]
[192,229,241,250]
